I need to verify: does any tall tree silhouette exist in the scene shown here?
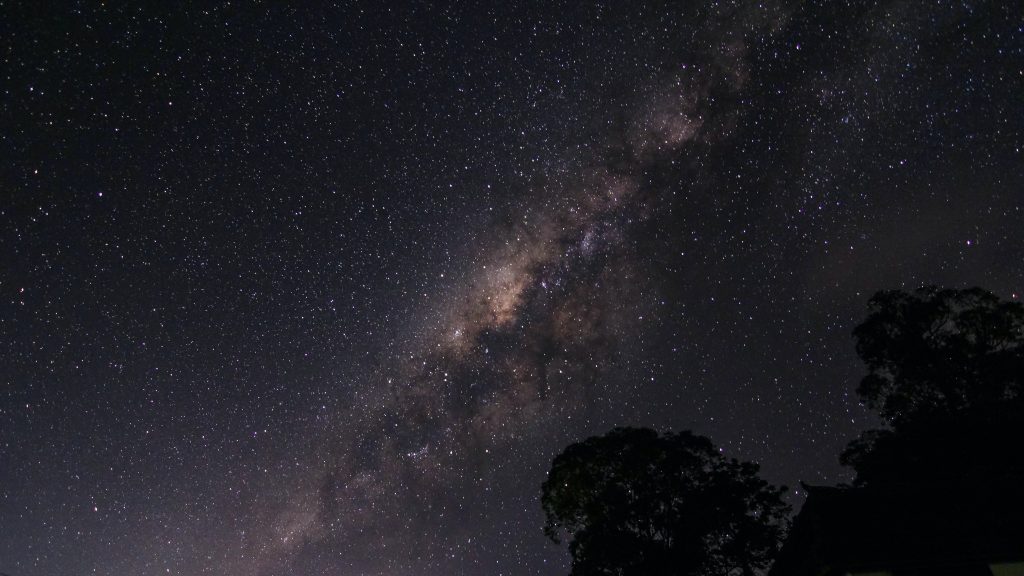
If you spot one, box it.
[542,427,789,576]
[842,287,1024,486]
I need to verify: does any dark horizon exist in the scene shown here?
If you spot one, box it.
[2,2,1022,575]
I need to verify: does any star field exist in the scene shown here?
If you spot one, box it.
[2,2,1022,575]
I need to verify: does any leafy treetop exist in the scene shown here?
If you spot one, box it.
[853,286,1023,428]
[542,427,789,576]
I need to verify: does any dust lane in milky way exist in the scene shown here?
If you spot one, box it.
[257,3,791,571]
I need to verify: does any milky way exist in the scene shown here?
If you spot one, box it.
[239,5,800,573]
[3,2,1022,575]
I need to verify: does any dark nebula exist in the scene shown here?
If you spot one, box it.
[2,2,1022,575]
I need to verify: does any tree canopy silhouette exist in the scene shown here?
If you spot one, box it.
[542,427,790,576]
[852,286,1023,427]
[843,287,1024,486]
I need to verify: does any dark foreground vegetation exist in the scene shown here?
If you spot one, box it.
[542,287,1024,576]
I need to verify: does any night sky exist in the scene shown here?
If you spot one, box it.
[2,1,1022,575]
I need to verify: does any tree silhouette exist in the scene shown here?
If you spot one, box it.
[542,427,789,576]
[843,287,1024,486]
[852,286,1023,427]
